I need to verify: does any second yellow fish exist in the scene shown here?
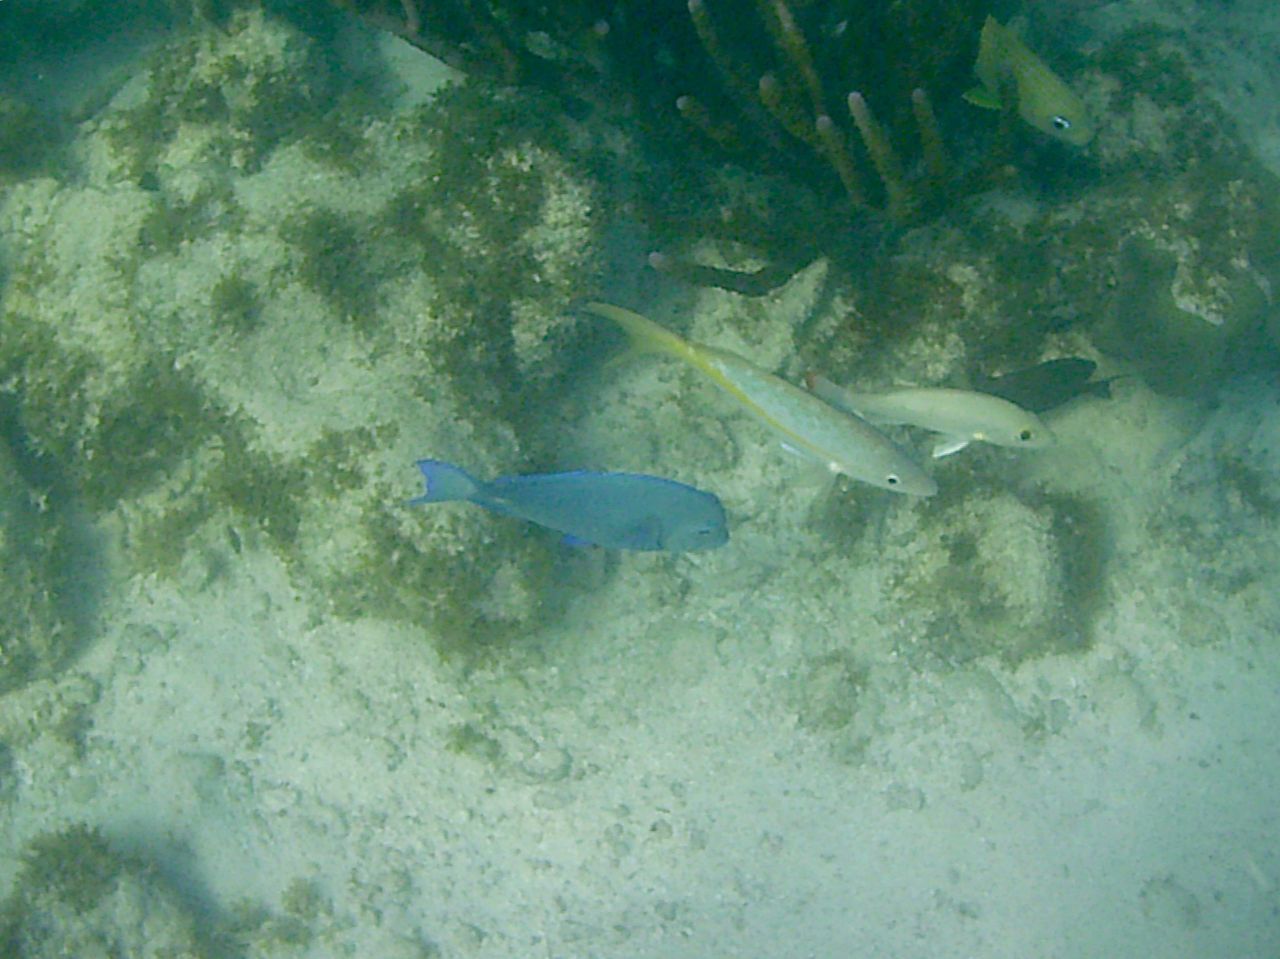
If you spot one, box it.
[584,302,937,496]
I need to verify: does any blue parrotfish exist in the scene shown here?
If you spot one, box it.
[584,302,937,496]
[409,460,728,551]
[965,15,1095,146]
[805,373,1054,459]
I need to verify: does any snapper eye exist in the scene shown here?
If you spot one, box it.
[1052,115,1072,131]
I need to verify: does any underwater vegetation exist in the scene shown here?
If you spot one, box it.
[0,2,1275,678]
[0,8,603,660]
[0,824,210,958]
[787,22,1280,401]
[884,481,1109,668]
[337,0,1008,293]
[0,823,377,957]
[0,432,88,695]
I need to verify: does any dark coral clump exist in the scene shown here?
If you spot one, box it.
[338,0,996,291]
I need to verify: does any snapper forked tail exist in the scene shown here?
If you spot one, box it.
[582,301,702,365]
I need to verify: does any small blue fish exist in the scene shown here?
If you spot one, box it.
[410,460,729,552]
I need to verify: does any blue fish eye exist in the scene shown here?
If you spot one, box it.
[1052,115,1072,131]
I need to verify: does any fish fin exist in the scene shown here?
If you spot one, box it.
[793,460,838,494]
[632,515,668,550]
[1089,376,1122,399]
[972,15,1002,95]
[409,459,480,504]
[805,372,863,417]
[963,85,1001,110]
[780,440,840,475]
[600,345,643,373]
[582,302,691,361]
[931,436,971,459]
[560,532,597,548]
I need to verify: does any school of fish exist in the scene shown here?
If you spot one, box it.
[412,19,1098,550]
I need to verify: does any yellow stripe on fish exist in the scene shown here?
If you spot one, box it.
[965,15,1094,146]
[805,373,1055,459]
[585,302,937,496]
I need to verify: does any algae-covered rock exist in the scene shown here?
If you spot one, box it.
[797,23,1280,401]
[885,484,1108,668]
[0,8,602,650]
[0,824,209,958]
[0,93,51,175]
[377,80,599,406]
[0,442,83,694]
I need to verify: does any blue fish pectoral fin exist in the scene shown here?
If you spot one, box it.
[931,436,971,459]
[617,515,666,551]
[560,532,598,548]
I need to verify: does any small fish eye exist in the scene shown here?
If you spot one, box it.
[1052,115,1072,131]
[886,474,900,486]
[1019,429,1033,442]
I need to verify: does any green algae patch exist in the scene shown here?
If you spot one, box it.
[97,7,342,185]
[0,440,91,695]
[313,488,561,657]
[0,824,211,958]
[884,481,1109,669]
[0,5,606,661]
[381,81,600,417]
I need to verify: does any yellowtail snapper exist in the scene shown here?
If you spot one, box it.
[584,302,937,496]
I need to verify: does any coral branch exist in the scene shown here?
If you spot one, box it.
[676,95,743,153]
[815,114,867,208]
[761,0,825,114]
[758,72,815,146]
[911,87,950,187]
[848,91,909,221]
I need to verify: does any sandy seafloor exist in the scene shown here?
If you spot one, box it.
[2,2,1280,957]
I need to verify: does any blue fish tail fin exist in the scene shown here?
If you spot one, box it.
[409,460,480,504]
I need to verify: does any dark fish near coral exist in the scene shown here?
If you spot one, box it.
[409,460,728,552]
[971,357,1112,414]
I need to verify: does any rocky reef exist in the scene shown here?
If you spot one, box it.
[1,2,1276,677]
[0,7,602,655]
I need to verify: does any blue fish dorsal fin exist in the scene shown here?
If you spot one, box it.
[409,460,480,504]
